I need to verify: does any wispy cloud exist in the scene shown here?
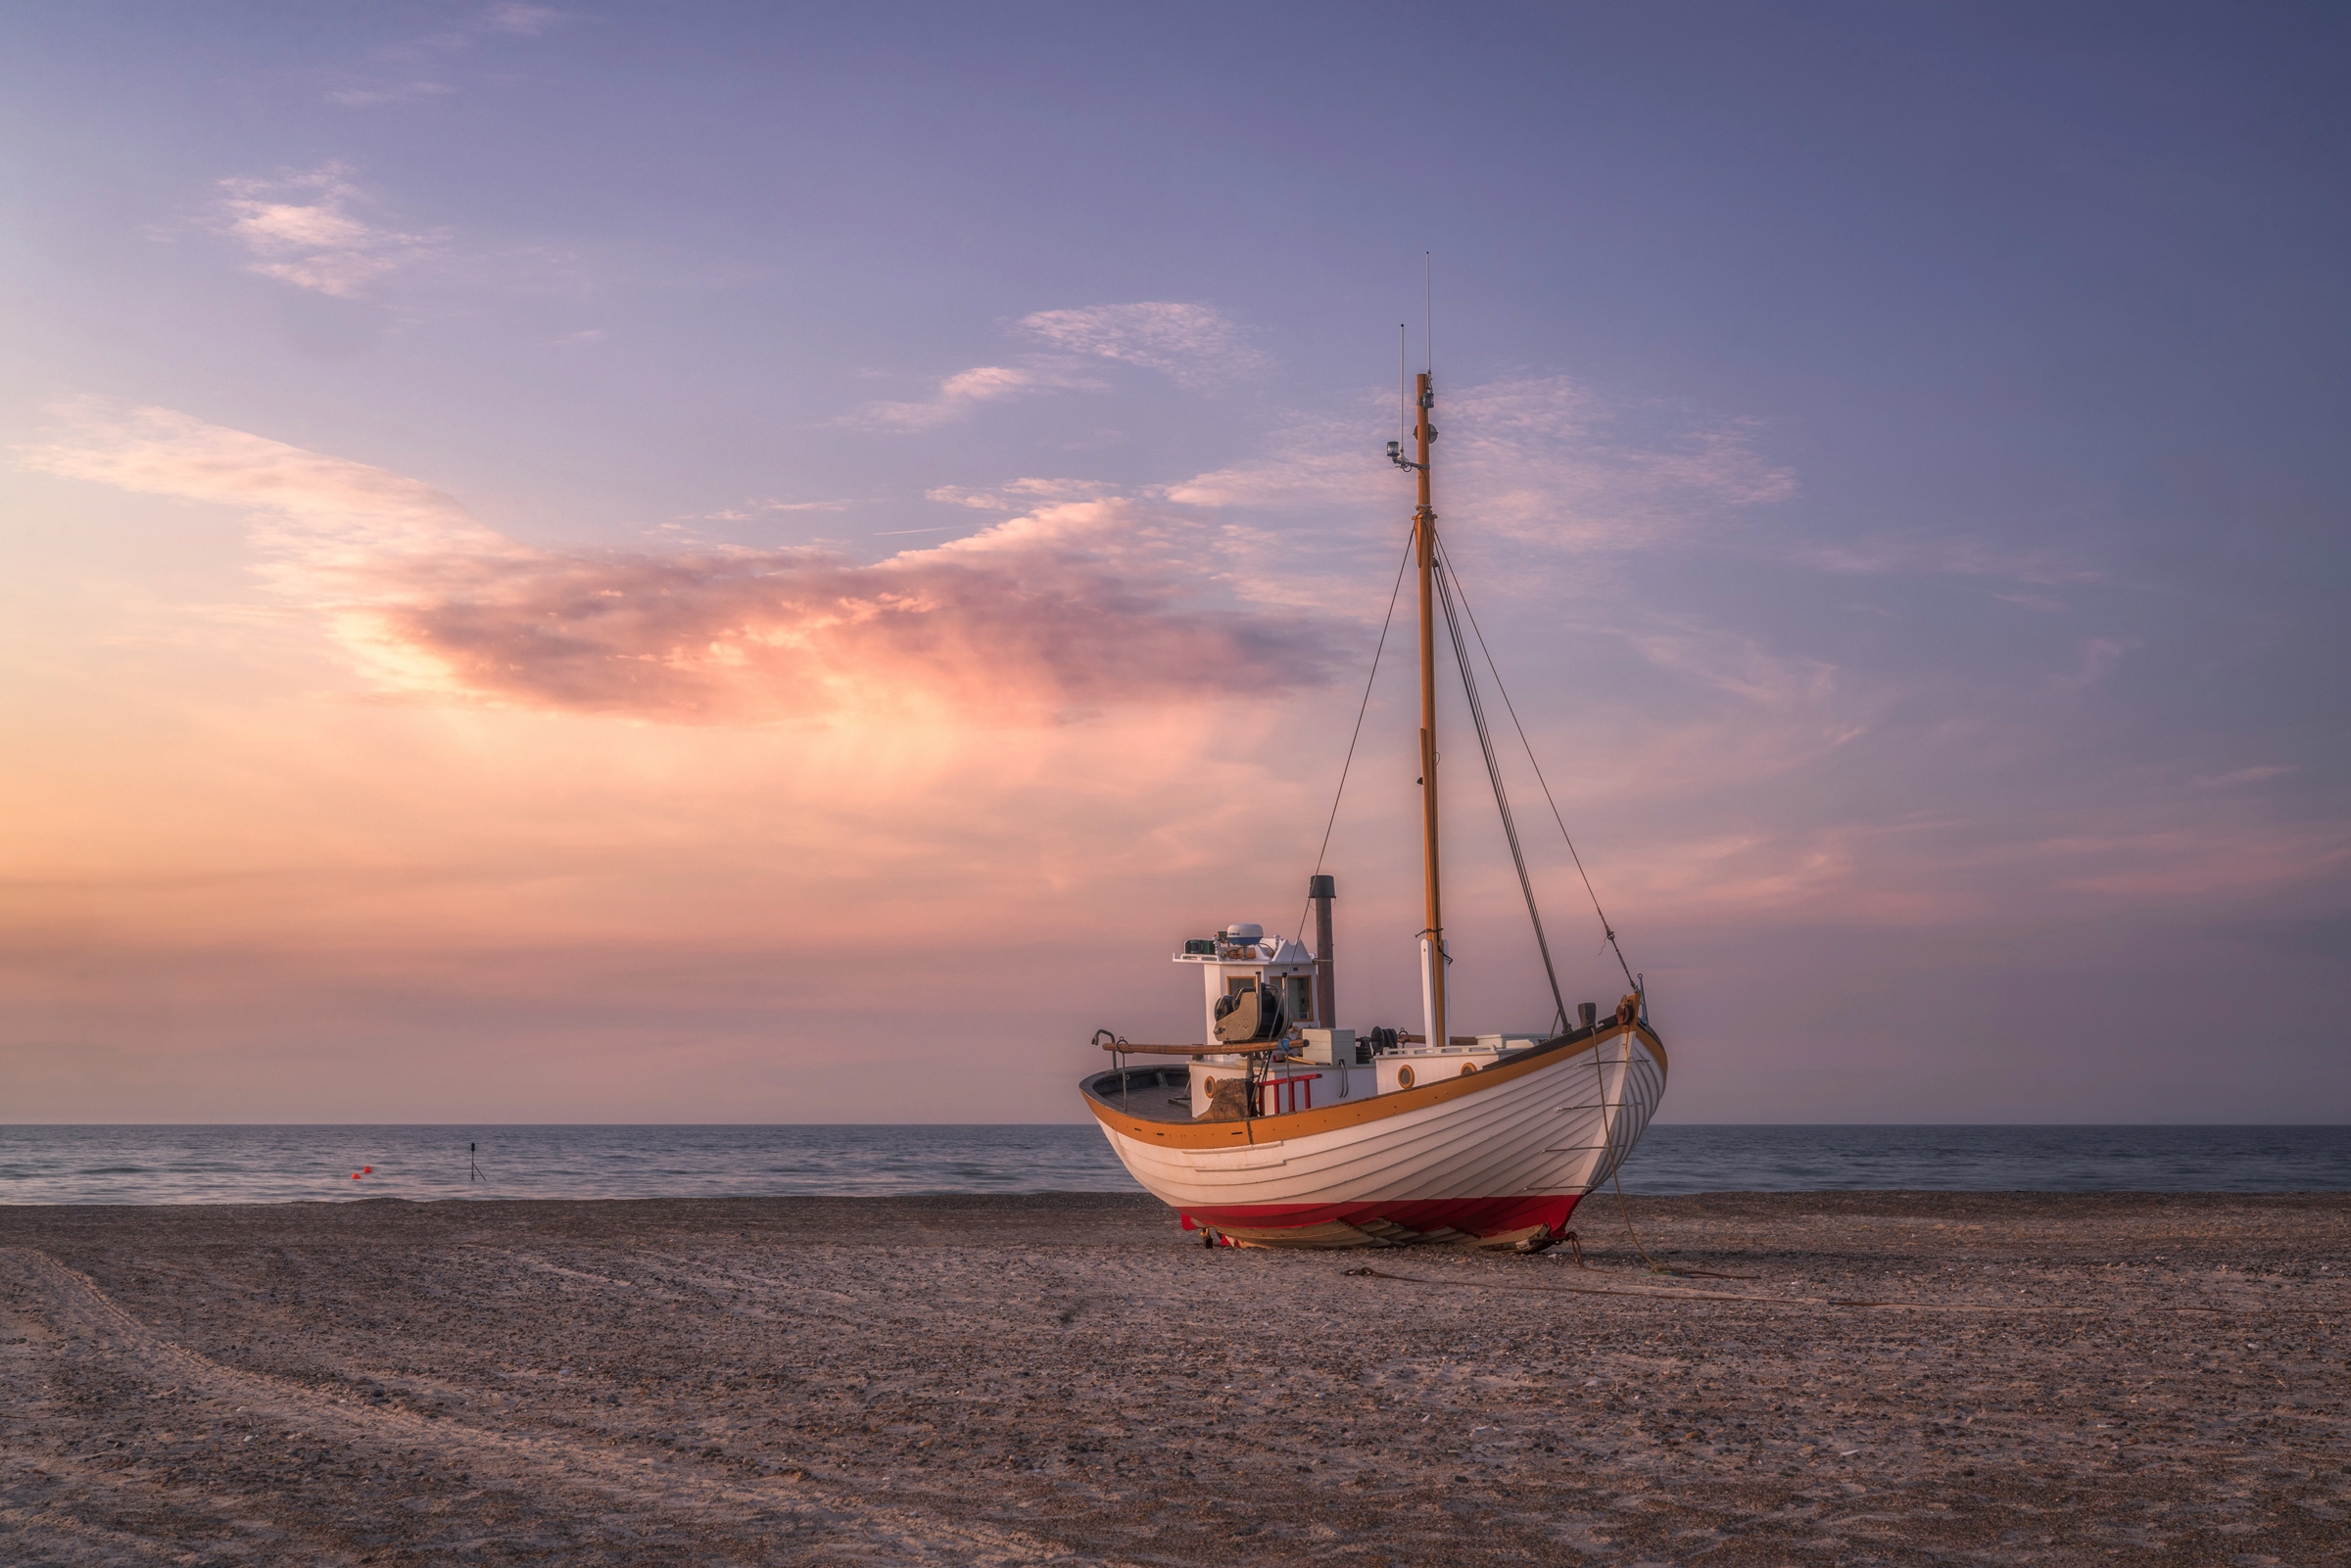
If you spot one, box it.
[1018,302,1265,386]
[2192,764,2297,788]
[698,498,851,521]
[213,164,445,297]
[1163,414,1393,511]
[352,4,564,74]
[200,162,591,304]
[847,303,1261,430]
[401,1,563,53]
[2036,819,2351,901]
[1445,377,1795,548]
[1612,828,1864,918]
[1623,625,1844,710]
[324,79,458,107]
[17,402,1343,724]
[1170,375,1793,555]
[1803,534,2107,586]
[297,8,563,108]
[14,400,513,566]
[2048,635,2136,693]
[849,365,1093,431]
[480,3,560,35]
[925,478,1117,510]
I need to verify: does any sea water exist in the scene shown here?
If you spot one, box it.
[2,1123,2347,1206]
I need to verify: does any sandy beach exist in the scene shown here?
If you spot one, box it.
[3,1191,2345,1565]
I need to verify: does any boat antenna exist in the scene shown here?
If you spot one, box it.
[1424,253,1434,375]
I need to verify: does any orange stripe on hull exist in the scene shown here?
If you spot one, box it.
[1083,1022,1664,1151]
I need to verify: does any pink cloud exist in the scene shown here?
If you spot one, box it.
[1017,302,1265,385]
[924,477,1117,510]
[17,402,1343,723]
[212,165,446,297]
[850,365,1101,431]
[376,508,1336,722]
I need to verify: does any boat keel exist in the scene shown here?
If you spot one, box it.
[1182,1196,1579,1252]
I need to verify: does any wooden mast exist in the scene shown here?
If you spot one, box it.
[1414,368,1446,1048]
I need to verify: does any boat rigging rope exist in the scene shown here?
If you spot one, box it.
[1432,550,1569,1036]
[1434,538,1637,993]
[1293,533,1416,948]
[1435,538,1660,1270]
[1301,503,1666,1272]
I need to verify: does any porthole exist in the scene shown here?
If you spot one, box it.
[1460,1063,1478,1077]
[1397,1066,1415,1089]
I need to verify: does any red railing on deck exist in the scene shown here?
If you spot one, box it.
[1257,1071,1321,1117]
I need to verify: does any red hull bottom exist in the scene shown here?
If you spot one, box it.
[1176,1194,1582,1250]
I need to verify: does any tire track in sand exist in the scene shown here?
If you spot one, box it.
[0,1247,1128,1567]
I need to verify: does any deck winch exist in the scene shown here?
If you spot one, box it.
[1212,980,1284,1044]
[1181,922,1318,1047]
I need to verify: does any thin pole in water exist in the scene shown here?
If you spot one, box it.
[468,1142,481,1183]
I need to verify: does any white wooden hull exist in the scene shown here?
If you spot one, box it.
[1083,1023,1665,1249]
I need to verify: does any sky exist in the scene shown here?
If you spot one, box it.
[3,2,2346,1124]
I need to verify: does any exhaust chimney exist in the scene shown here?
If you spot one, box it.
[1309,874,1336,1026]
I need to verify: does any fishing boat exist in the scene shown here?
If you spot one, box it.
[1078,358,1667,1251]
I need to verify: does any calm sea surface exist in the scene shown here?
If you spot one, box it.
[2,1124,2346,1206]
